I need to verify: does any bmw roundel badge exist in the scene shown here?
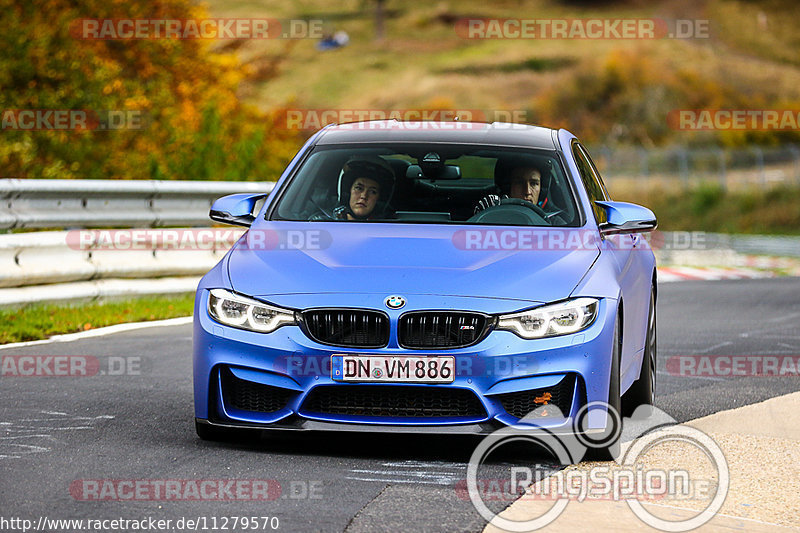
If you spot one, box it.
[385,295,406,309]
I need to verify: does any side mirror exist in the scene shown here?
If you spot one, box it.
[595,201,657,235]
[210,193,268,227]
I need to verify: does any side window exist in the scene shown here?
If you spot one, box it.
[572,142,607,224]
[578,144,611,200]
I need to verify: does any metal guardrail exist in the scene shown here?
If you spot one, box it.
[0,229,245,290]
[0,179,269,306]
[725,234,800,258]
[591,144,800,189]
[653,232,800,269]
[0,179,274,229]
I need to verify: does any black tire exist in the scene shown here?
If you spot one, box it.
[622,287,656,417]
[583,311,622,462]
[608,312,622,419]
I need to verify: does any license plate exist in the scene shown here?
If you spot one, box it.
[332,355,455,383]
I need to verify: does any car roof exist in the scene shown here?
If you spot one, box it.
[315,120,559,150]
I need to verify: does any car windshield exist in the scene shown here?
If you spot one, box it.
[272,144,580,226]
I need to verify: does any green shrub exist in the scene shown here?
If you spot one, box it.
[0,0,301,180]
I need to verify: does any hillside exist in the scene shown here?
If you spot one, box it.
[205,0,800,147]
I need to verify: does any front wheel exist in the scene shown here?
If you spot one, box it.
[623,287,656,416]
[582,311,622,462]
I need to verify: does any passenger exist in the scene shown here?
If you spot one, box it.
[345,176,382,219]
[311,157,395,221]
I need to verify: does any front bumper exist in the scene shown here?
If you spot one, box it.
[193,292,617,434]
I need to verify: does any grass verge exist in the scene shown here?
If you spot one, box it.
[615,184,800,235]
[0,293,195,344]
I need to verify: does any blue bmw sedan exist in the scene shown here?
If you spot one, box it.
[193,121,657,442]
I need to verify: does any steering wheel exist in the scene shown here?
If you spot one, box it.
[468,197,550,225]
[498,197,548,216]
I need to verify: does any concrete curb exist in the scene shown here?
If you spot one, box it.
[657,265,781,282]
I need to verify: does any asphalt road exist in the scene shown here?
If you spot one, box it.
[1,277,799,533]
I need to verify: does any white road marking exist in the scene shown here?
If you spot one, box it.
[345,459,468,486]
[0,410,115,460]
[0,316,192,351]
[693,341,735,354]
[0,443,51,459]
[656,370,725,381]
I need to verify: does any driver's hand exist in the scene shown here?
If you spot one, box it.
[474,194,507,214]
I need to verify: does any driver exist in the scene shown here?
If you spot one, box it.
[475,157,551,214]
[311,157,395,221]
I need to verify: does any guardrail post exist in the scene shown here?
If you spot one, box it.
[789,144,800,185]
[599,146,613,175]
[751,147,765,186]
[677,147,689,189]
[638,147,649,176]
[717,147,726,191]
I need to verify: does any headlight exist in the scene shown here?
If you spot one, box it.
[496,298,599,339]
[208,288,296,333]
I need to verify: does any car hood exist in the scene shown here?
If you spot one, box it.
[227,222,599,305]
